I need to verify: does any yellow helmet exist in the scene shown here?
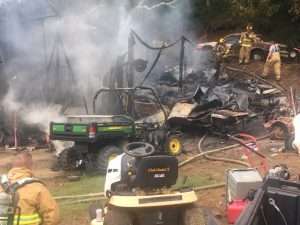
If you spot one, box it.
[246,25,253,30]
[219,38,225,43]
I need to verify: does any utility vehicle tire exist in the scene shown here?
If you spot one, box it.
[251,50,265,61]
[180,204,207,225]
[103,208,132,225]
[57,146,80,171]
[89,201,102,220]
[96,145,121,175]
[167,134,183,155]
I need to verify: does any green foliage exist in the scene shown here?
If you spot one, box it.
[188,0,300,45]
[59,202,90,223]
[51,175,105,223]
[51,175,105,197]
[173,171,225,190]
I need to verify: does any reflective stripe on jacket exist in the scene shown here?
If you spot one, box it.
[14,213,42,225]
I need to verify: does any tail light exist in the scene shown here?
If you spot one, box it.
[89,126,96,138]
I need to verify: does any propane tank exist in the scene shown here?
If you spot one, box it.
[0,192,13,225]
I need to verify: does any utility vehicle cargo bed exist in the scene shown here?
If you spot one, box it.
[50,115,133,142]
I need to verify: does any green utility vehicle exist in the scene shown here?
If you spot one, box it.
[50,87,182,175]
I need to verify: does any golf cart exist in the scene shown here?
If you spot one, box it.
[91,142,215,225]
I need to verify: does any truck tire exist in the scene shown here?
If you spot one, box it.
[104,208,132,225]
[57,146,79,171]
[96,145,121,175]
[251,49,264,61]
[180,204,207,225]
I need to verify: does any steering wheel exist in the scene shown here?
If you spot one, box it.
[123,142,155,157]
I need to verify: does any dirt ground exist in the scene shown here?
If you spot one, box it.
[1,138,299,225]
[0,61,299,225]
[228,59,300,91]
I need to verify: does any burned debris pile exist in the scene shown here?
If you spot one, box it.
[156,69,287,134]
[98,30,292,136]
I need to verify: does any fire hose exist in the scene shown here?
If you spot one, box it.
[228,134,297,177]
[197,133,251,167]
[55,183,226,205]
[179,134,269,167]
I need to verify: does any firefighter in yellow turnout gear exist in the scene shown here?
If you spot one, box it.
[0,152,59,225]
[239,25,259,64]
[214,38,229,61]
[262,41,281,81]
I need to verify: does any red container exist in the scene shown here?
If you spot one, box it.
[227,199,248,223]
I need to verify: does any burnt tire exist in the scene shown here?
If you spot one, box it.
[180,204,207,225]
[104,208,132,225]
[89,202,102,220]
[96,145,121,175]
[57,146,80,171]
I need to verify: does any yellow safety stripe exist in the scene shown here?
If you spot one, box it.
[14,213,42,225]
[242,44,252,47]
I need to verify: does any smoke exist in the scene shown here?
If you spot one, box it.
[0,0,23,5]
[22,104,66,134]
[0,0,192,143]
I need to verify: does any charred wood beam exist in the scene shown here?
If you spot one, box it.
[127,31,135,116]
[179,37,185,92]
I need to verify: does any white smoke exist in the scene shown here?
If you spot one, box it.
[0,0,24,5]
[3,87,66,133]
[2,88,21,112]
[51,140,73,156]
[22,104,66,134]
[0,0,191,151]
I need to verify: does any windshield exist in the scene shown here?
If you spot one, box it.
[224,34,240,44]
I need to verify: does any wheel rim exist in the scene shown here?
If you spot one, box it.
[253,53,262,61]
[169,138,181,154]
[108,153,118,161]
[290,51,297,58]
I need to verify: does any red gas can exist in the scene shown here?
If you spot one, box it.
[227,199,248,223]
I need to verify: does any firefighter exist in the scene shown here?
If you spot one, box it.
[214,38,229,80]
[239,25,259,64]
[0,152,59,225]
[261,41,281,82]
[214,38,229,62]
